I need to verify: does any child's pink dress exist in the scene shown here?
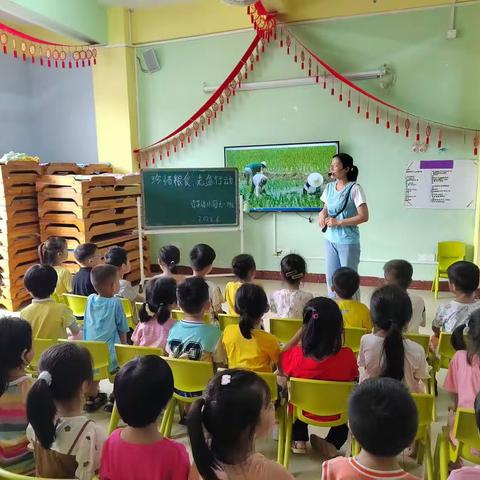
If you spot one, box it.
[131,318,176,350]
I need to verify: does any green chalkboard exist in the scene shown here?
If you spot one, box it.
[142,168,239,228]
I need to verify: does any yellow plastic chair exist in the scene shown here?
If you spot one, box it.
[257,371,286,464]
[432,241,465,299]
[171,309,210,323]
[438,332,455,369]
[434,408,480,480]
[59,339,110,381]
[63,293,88,318]
[0,466,73,480]
[120,297,136,330]
[405,332,430,355]
[270,318,302,344]
[108,344,164,434]
[160,357,214,438]
[412,393,435,480]
[283,378,356,468]
[217,313,240,331]
[26,338,59,376]
[343,327,367,354]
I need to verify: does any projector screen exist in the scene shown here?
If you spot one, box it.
[224,141,339,212]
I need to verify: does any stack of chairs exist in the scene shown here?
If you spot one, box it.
[0,161,43,310]
[36,171,149,283]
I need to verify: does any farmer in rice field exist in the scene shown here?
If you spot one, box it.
[303,172,324,195]
[244,161,267,185]
[251,172,268,197]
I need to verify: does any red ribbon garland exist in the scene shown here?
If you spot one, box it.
[134,33,261,154]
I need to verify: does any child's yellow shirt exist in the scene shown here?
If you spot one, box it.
[337,299,373,331]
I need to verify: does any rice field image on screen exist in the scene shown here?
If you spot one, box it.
[224,141,338,212]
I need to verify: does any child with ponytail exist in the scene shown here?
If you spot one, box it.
[0,317,35,475]
[38,236,72,298]
[359,285,429,393]
[132,277,177,350]
[222,284,280,372]
[444,312,480,451]
[187,369,293,480]
[154,245,185,282]
[279,297,358,457]
[26,343,106,480]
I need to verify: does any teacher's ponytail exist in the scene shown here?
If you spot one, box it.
[334,153,358,181]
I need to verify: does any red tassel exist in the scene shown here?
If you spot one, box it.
[22,53,26,61]
[82,60,85,67]
[357,105,361,115]
[13,50,17,58]
[405,119,411,138]
[347,91,351,108]
[415,122,420,141]
[375,116,379,125]
[323,78,327,89]
[395,125,400,133]
[75,61,79,68]
[339,93,343,102]
[93,58,96,65]
[331,87,334,96]
[2,46,6,54]
[365,111,370,120]
[386,120,391,129]
[68,61,72,69]
[406,129,410,138]
[48,59,51,67]
[40,57,44,66]
[475,147,478,156]
[31,56,35,64]
[152,152,156,165]
[62,61,65,68]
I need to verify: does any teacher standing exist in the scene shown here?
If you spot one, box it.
[318,153,369,297]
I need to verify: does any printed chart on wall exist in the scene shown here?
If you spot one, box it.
[404,160,478,209]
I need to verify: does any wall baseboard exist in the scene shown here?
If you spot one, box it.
[149,265,446,292]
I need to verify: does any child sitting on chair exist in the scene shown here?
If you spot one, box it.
[189,243,224,320]
[222,284,280,372]
[384,259,426,334]
[322,377,420,479]
[166,277,222,364]
[333,267,372,331]
[270,254,313,319]
[132,277,177,351]
[104,246,144,302]
[21,265,79,340]
[225,254,256,315]
[72,243,103,297]
[100,356,189,480]
[38,237,72,298]
[84,265,129,412]
[432,261,480,347]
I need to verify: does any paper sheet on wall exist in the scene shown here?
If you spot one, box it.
[404,160,478,209]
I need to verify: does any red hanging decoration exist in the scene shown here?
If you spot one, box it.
[339,83,343,102]
[206,109,213,125]
[280,27,284,48]
[300,50,305,70]
[159,146,163,161]
[395,115,400,134]
[308,57,312,77]
[315,65,319,84]
[286,35,291,55]
[356,96,361,115]
[294,43,298,63]
[425,125,431,145]
[365,101,370,120]
[474,132,479,156]
[375,107,380,125]
[386,111,390,129]
[0,21,97,69]
[200,116,206,132]
[415,122,420,142]
[172,138,178,153]
[405,118,411,138]
[437,129,443,149]
[179,133,186,148]
[347,89,351,108]
[323,73,327,90]
[186,127,192,144]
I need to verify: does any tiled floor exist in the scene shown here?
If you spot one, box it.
[82,280,454,478]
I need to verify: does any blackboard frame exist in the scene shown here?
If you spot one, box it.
[141,167,240,229]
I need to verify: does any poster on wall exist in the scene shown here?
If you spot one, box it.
[224,141,338,212]
[404,160,478,209]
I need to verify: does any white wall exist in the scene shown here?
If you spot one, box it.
[0,54,98,163]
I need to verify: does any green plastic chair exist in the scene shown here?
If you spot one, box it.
[432,241,465,299]
[0,466,72,480]
[270,318,302,344]
[217,313,240,331]
[26,338,59,376]
[343,327,367,354]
